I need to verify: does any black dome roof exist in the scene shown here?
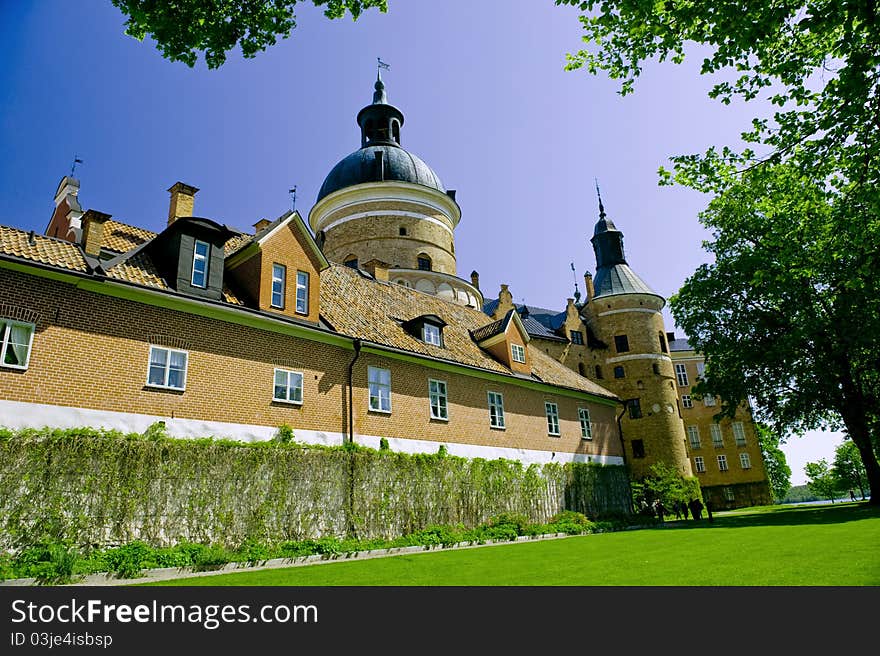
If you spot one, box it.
[316,144,445,202]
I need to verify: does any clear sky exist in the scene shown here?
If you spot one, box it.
[0,0,845,484]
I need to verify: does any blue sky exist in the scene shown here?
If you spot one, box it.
[0,0,844,484]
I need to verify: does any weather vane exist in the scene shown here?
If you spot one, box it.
[377,57,390,74]
[70,155,83,176]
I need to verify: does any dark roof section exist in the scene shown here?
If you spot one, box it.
[482,299,568,342]
[593,263,658,298]
[470,310,512,343]
[317,144,445,202]
[668,337,693,352]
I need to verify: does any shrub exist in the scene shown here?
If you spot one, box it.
[104,540,154,579]
[193,545,231,571]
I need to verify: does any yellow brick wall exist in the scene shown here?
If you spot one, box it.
[320,199,456,273]
[0,267,620,461]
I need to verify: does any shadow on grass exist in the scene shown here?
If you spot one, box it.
[663,501,879,530]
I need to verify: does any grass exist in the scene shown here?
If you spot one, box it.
[141,501,880,586]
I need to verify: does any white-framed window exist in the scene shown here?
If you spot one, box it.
[273,368,303,404]
[694,456,705,473]
[510,343,526,364]
[191,240,210,288]
[711,424,723,448]
[733,422,747,446]
[423,323,442,346]
[368,366,391,413]
[687,426,701,449]
[146,345,188,390]
[295,271,309,315]
[675,363,689,386]
[0,320,35,370]
[724,487,735,501]
[428,379,448,420]
[271,263,286,309]
[717,454,729,472]
[696,361,706,380]
[682,394,693,409]
[578,407,592,440]
[740,452,752,469]
[488,391,505,429]
[703,394,717,407]
[545,402,560,436]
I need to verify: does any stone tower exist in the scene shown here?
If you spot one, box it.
[308,72,481,307]
[580,190,692,480]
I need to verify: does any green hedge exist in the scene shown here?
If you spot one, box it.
[0,425,632,551]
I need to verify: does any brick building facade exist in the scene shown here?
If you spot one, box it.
[0,73,770,508]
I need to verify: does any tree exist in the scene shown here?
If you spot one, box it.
[111,0,388,69]
[756,423,791,502]
[667,159,880,505]
[557,0,880,505]
[805,459,839,503]
[833,439,868,500]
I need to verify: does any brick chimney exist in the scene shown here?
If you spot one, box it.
[253,218,271,232]
[583,271,595,303]
[167,182,199,225]
[362,259,390,281]
[81,209,111,257]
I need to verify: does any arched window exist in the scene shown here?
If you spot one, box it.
[417,254,432,271]
[659,331,668,353]
[344,254,358,269]
[364,119,375,142]
[391,119,400,144]
[578,363,587,377]
[594,365,603,379]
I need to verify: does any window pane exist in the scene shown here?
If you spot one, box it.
[148,364,166,386]
[290,372,303,402]
[5,323,32,366]
[296,271,309,314]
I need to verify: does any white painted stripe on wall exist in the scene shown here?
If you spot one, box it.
[605,353,672,364]
[0,400,623,467]
[321,211,454,236]
[597,308,660,316]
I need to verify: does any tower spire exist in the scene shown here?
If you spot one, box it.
[595,178,606,220]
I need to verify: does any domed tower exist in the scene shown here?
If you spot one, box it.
[309,72,482,307]
[581,190,692,480]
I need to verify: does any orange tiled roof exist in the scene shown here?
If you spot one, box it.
[100,220,157,254]
[0,225,89,272]
[320,264,616,398]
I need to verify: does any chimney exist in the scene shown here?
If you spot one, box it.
[470,270,480,290]
[584,271,595,303]
[167,182,199,225]
[81,209,111,257]
[253,218,271,232]
[362,259,390,281]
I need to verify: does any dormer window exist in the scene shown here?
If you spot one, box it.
[403,314,447,348]
[295,271,309,315]
[511,343,526,363]
[191,240,210,288]
[423,323,441,346]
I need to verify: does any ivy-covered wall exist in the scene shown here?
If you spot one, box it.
[0,427,632,550]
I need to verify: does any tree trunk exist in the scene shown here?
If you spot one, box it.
[839,378,880,506]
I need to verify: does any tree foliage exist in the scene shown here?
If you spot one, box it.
[558,0,880,505]
[756,423,792,502]
[111,0,388,68]
[832,439,869,500]
[805,459,839,503]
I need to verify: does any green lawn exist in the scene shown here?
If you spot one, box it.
[141,502,880,586]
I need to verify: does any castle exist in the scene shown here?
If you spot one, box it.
[0,74,770,510]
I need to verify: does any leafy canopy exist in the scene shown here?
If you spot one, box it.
[556,0,880,181]
[111,0,388,69]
